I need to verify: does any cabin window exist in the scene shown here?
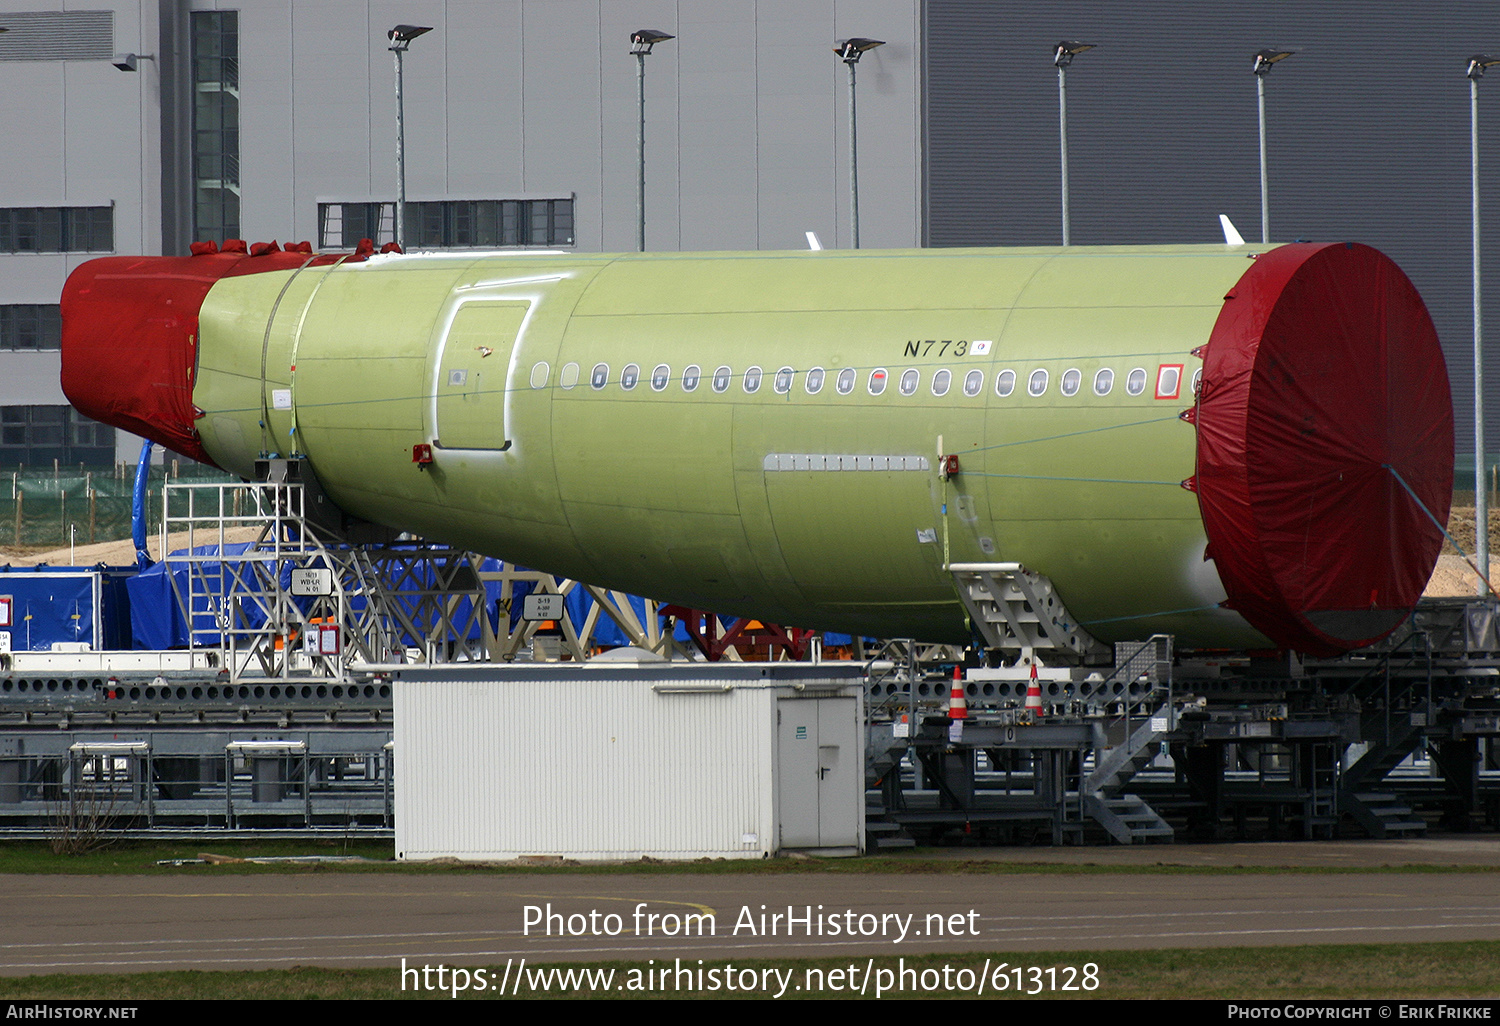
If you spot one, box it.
[621,363,640,390]
[836,368,856,394]
[996,369,1016,397]
[1093,368,1113,396]
[963,369,983,397]
[1060,368,1081,397]
[1192,368,1203,395]
[590,363,609,390]
[683,365,702,391]
[806,367,826,394]
[530,362,549,389]
[1155,364,1182,400]
[899,369,919,396]
[744,366,763,393]
[650,364,670,391]
[774,367,795,394]
[932,369,952,396]
[712,366,732,393]
[560,362,580,390]
[1126,368,1147,396]
[868,368,888,395]
[1027,369,1048,397]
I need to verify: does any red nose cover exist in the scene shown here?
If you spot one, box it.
[1195,242,1453,656]
[60,250,333,466]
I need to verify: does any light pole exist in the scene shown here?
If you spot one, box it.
[1053,41,1095,247]
[835,37,884,249]
[1471,54,1500,590]
[1252,48,1295,245]
[631,29,674,253]
[388,24,432,251]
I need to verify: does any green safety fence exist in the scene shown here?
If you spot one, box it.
[0,463,238,551]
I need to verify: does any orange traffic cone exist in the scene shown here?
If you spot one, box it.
[948,665,968,720]
[1023,660,1044,719]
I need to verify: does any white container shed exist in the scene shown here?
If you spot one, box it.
[394,661,866,861]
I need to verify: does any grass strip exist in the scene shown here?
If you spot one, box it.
[0,839,1496,876]
[1,941,1498,999]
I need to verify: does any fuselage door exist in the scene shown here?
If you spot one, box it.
[434,301,529,450]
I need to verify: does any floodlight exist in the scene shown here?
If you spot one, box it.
[631,29,674,55]
[834,38,884,64]
[1469,54,1500,80]
[388,24,432,52]
[1253,48,1296,76]
[112,52,154,71]
[1052,40,1095,68]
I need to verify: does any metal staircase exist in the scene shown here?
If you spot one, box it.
[1081,704,1175,844]
[1339,790,1427,838]
[1083,793,1174,845]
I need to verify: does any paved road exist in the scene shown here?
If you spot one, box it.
[3,865,1500,977]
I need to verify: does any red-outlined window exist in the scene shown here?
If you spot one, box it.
[1155,364,1183,400]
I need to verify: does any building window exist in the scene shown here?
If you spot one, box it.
[191,11,240,244]
[0,207,112,253]
[317,199,576,249]
[0,406,114,465]
[0,305,62,349]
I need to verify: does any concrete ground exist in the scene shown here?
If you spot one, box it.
[903,834,1500,868]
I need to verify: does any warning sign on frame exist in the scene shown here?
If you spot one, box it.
[290,569,333,596]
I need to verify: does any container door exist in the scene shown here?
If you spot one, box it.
[776,696,860,851]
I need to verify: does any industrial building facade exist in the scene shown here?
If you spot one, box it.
[1,1,1497,468]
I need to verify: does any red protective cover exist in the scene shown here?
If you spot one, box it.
[60,249,340,466]
[1195,243,1453,656]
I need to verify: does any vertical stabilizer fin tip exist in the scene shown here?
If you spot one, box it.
[805,231,823,251]
[1220,214,1247,246]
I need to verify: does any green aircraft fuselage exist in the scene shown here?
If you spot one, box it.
[188,245,1253,646]
[59,241,1452,654]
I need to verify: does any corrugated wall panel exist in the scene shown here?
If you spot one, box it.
[924,1,1500,458]
[0,10,113,61]
[395,671,860,861]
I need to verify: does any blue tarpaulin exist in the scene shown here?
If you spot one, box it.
[126,543,305,649]
[121,543,854,653]
[128,546,517,650]
[0,566,135,651]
